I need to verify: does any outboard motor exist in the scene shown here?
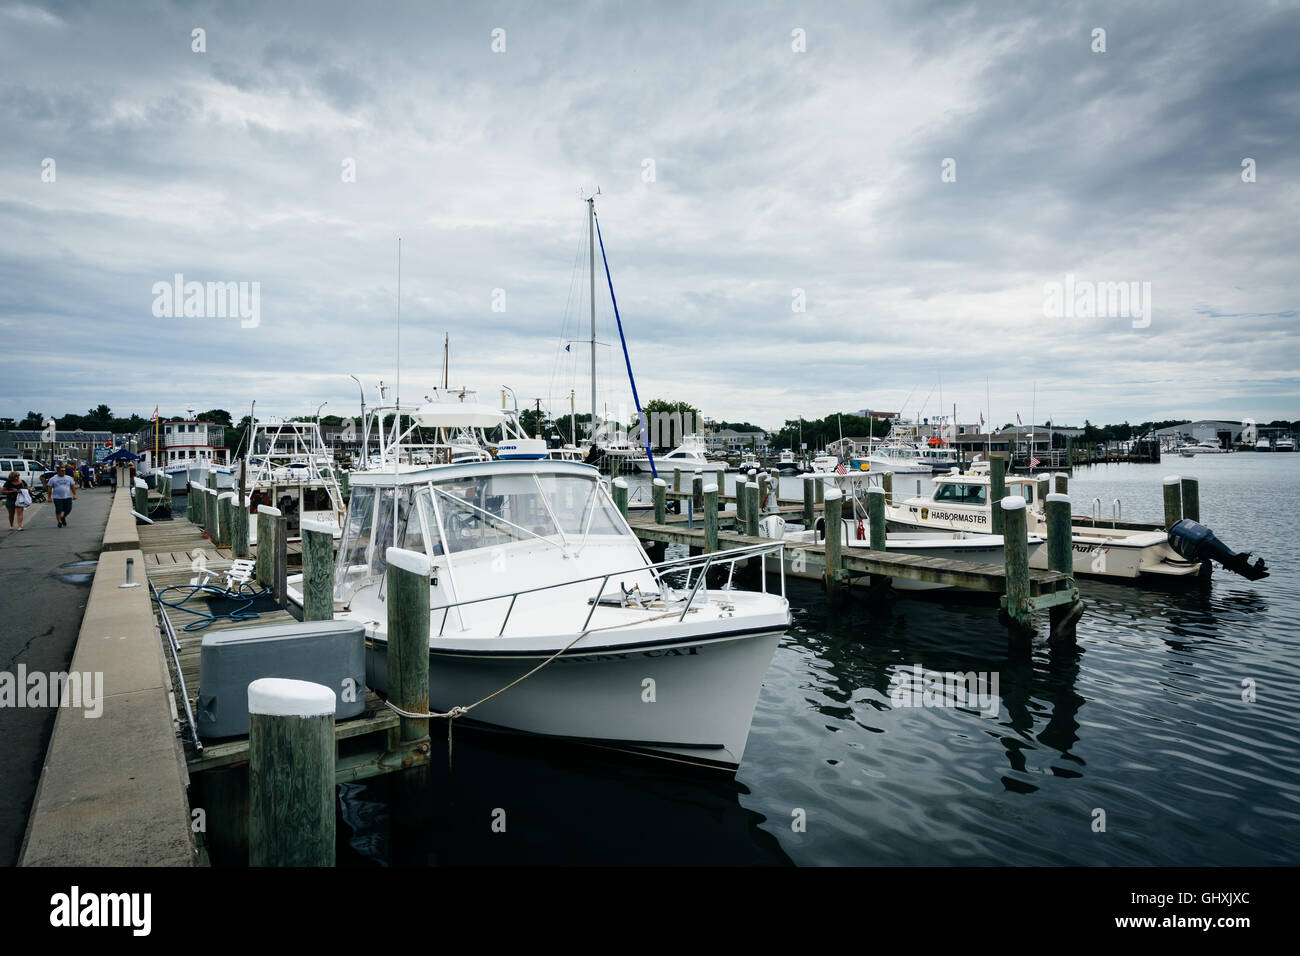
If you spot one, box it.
[1167,519,1269,581]
[758,515,787,540]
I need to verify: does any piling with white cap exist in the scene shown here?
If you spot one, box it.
[386,547,431,748]
[823,487,843,591]
[248,678,336,867]
[217,491,235,549]
[745,479,760,537]
[1162,474,1183,530]
[1001,495,1032,640]
[255,504,282,590]
[1044,492,1082,643]
[653,477,667,524]
[612,477,629,518]
[802,473,816,526]
[1053,472,1069,495]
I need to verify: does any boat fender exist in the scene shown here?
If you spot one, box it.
[1167,519,1269,581]
[856,518,865,540]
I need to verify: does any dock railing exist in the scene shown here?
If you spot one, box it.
[429,540,787,637]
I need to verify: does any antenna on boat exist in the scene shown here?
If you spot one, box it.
[394,237,401,542]
[583,187,600,438]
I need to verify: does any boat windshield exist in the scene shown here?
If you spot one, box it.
[431,472,624,554]
[333,485,438,604]
[933,482,987,506]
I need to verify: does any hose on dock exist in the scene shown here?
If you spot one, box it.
[152,582,273,631]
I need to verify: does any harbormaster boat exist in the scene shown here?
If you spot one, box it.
[758,472,1043,591]
[885,470,1201,581]
[287,444,789,771]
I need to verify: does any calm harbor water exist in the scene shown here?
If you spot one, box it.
[339,456,1299,866]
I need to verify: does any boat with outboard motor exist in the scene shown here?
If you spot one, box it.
[757,472,1043,590]
[885,470,1203,581]
[286,454,789,770]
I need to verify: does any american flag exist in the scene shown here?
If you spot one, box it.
[1030,456,1041,468]
[835,460,847,475]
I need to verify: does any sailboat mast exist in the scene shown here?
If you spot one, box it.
[588,197,597,435]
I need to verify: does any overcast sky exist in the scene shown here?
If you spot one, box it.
[2,0,1297,432]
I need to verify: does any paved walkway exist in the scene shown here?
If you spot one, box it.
[0,487,112,865]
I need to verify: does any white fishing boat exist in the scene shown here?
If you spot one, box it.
[886,471,1201,581]
[775,450,803,474]
[1179,441,1227,456]
[240,418,346,544]
[286,458,789,770]
[1255,438,1272,452]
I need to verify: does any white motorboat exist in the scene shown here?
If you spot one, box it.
[757,473,1041,591]
[886,471,1201,581]
[1179,441,1226,456]
[775,450,803,474]
[630,434,716,473]
[287,458,789,771]
[1275,437,1295,452]
[1255,438,1271,452]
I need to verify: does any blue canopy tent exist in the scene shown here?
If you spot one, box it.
[103,448,141,463]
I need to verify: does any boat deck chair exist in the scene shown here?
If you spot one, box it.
[190,558,257,593]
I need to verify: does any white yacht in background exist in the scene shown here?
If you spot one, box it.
[775,449,803,474]
[1255,437,1272,452]
[1275,436,1295,452]
[630,434,715,473]
[286,457,789,771]
[1179,441,1227,456]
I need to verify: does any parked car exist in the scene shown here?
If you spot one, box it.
[0,456,48,493]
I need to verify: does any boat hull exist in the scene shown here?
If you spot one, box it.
[366,628,782,770]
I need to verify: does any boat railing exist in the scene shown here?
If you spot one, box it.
[429,540,788,637]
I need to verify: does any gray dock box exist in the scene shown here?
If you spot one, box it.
[197,619,366,739]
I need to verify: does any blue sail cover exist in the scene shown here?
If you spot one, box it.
[593,212,656,478]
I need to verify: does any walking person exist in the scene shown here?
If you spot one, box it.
[3,470,31,532]
[46,465,78,528]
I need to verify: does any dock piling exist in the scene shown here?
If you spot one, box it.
[1000,495,1034,644]
[703,483,719,553]
[255,505,280,588]
[217,492,234,549]
[1053,472,1068,495]
[990,458,1006,535]
[692,471,704,514]
[802,474,815,526]
[248,678,336,867]
[744,481,759,537]
[823,488,843,593]
[1180,476,1200,522]
[301,520,336,622]
[736,478,748,525]
[232,495,250,559]
[385,548,432,748]
[1162,475,1183,529]
[613,477,629,519]
[652,478,666,525]
[1046,493,1083,644]
[867,487,886,551]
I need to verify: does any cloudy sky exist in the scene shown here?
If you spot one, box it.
[1,0,1297,432]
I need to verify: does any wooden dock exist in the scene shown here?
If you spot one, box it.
[136,515,400,806]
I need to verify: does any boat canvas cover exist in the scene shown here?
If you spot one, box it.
[413,402,506,430]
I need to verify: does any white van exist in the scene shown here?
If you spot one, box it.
[0,457,48,496]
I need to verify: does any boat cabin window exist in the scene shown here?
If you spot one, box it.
[302,487,333,512]
[933,482,987,506]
